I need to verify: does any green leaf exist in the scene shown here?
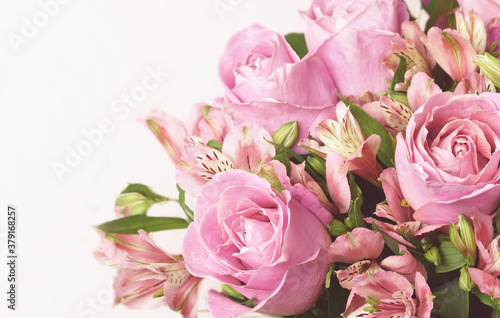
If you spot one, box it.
[390,56,407,92]
[96,215,189,234]
[120,183,170,203]
[177,185,194,223]
[273,152,291,175]
[435,278,469,318]
[347,173,365,229]
[472,286,500,312]
[285,33,308,59]
[328,273,350,318]
[338,94,395,168]
[425,0,459,32]
[436,238,466,273]
[206,139,223,152]
[422,0,438,14]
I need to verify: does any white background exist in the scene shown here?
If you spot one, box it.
[0,0,422,317]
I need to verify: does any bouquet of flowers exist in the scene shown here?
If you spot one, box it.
[93,0,500,317]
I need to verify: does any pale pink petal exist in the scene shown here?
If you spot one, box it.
[328,228,384,263]
[221,124,275,172]
[344,134,383,187]
[407,72,442,112]
[326,152,351,214]
[469,267,500,298]
[176,143,236,197]
[145,110,187,163]
[427,27,478,81]
[415,271,434,318]
[380,245,427,283]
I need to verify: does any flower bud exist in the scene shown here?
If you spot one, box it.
[475,53,500,88]
[449,215,477,267]
[273,120,299,150]
[424,246,441,266]
[344,217,355,231]
[459,266,474,292]
[328,219,348,237]
[115,192,154,216]
[307,156,326,177]
[458,215,477,263]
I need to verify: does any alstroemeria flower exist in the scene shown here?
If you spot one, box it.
[328,228,385,264]
[468,268,500,299]
[384,21,435,83]
[176,123,275,197]
[380,245,427,283]
[456,10,488,54]
[146,104,233,164]
[457,0,500,24]
[370,168,444,249]
[344,271,433,318]
[94,230,202,317]
[289,162,337,213]
[427,27,478,82]
[454,72,496,94]
[472,210,500,276]
[302,104,383,187]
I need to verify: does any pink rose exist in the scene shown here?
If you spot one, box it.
[303,0,409,97]
[395,92,500,225]
[219,24,338,150]
[457,0,500,24]
[182,167,332,317]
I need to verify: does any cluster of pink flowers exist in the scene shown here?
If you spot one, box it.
[94,0,500,317]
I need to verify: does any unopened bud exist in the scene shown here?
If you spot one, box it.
[328,219,348,237]
[115,192,153,216]
[273,120,299,150]
[344,217,355,231]
[458,215,477,263]
[307,156,326,176]
[475,53,500,88]
[424,246,441,266]
[449,215,477,267]
[459,267,474,292]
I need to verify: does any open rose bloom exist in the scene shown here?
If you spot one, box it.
[94,0,500,317]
